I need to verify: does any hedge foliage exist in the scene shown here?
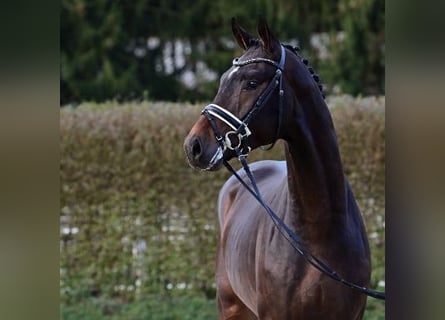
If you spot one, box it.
[60,97,385,316]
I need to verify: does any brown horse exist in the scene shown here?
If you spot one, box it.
[184,18,371,319]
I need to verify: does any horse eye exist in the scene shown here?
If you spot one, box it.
[245,80,259,90]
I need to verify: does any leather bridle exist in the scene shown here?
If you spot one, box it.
[201,45,286,155]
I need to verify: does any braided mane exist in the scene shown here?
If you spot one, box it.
[282,44,325,99]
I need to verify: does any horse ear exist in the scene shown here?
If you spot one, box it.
[257,16,280,54]
[231,17,254,51]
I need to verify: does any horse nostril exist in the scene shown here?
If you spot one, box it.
[191,137,202,159]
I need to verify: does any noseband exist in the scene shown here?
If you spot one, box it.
[202,45,286,154]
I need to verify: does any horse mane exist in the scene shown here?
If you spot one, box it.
[282,44,326,99]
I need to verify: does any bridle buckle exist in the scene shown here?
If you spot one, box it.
[224,124,251,151]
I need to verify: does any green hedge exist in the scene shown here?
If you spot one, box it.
[60,96,385,316]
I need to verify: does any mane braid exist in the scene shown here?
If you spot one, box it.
[282,43,326,99]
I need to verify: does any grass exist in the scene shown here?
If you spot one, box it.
[61,295,385,319]
[61,296,217,320]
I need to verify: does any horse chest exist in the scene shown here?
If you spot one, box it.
[219,161,291,291]
[221,199,293,295]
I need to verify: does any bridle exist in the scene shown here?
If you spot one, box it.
[201,44,385,300]
[201,45,286,155]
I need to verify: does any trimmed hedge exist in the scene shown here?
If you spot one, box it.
[60,97,385,312]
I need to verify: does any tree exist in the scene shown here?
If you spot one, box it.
[61,0,385,104]
[318,0,385,95]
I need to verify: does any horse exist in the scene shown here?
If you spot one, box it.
[183,17,371,319]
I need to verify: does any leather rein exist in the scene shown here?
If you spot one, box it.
[201,45,385,301]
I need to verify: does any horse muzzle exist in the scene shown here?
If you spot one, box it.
[184,134,225,171]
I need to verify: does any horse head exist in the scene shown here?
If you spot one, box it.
[184,18,295,171]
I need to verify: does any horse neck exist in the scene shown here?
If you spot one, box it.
[283,76,347,236]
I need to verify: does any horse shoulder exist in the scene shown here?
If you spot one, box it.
[217,160,287,227]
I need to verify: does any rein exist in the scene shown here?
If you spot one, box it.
[202,45,386,301]
[224,153,386,301]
